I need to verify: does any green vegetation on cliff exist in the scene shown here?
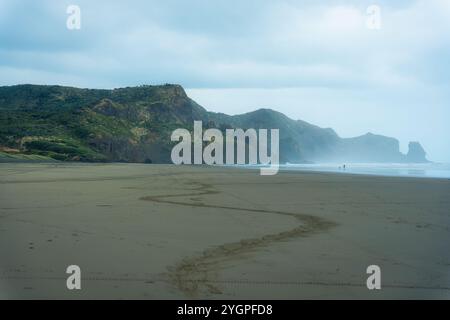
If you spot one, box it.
[0,84,427,163]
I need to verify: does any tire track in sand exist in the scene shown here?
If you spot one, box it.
[140,181,337,297]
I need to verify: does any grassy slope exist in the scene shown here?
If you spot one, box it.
[0,84,198,162]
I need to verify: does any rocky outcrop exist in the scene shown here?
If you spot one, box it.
[406,141,428,163]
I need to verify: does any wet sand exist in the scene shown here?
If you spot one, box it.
[0,163,449,299]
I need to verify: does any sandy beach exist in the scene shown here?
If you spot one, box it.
[0,163,449,299]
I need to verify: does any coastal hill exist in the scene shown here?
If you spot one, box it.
[0,84,427,163]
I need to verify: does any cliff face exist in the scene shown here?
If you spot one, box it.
[0,84,428,163]
[330,133,404,163]
[0,84,208,163]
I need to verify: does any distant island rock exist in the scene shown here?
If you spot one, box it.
[407,141,428,163]
[0,84,428,164]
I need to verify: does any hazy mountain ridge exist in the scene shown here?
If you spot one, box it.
[0,84,428,163]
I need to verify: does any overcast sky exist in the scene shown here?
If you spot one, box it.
[0,0,449,161]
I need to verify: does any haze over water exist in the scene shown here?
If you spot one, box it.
[281,163,450,179]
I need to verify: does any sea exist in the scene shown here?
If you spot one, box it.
[279,162,450,179]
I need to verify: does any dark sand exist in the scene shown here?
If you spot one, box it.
[0,163,449,299]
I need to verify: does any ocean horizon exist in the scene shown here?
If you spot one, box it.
[280,162,450,179]
[234,162,450,179]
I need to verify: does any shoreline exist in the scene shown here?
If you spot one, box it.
[3,161,449,180]
[1,163,449,299]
